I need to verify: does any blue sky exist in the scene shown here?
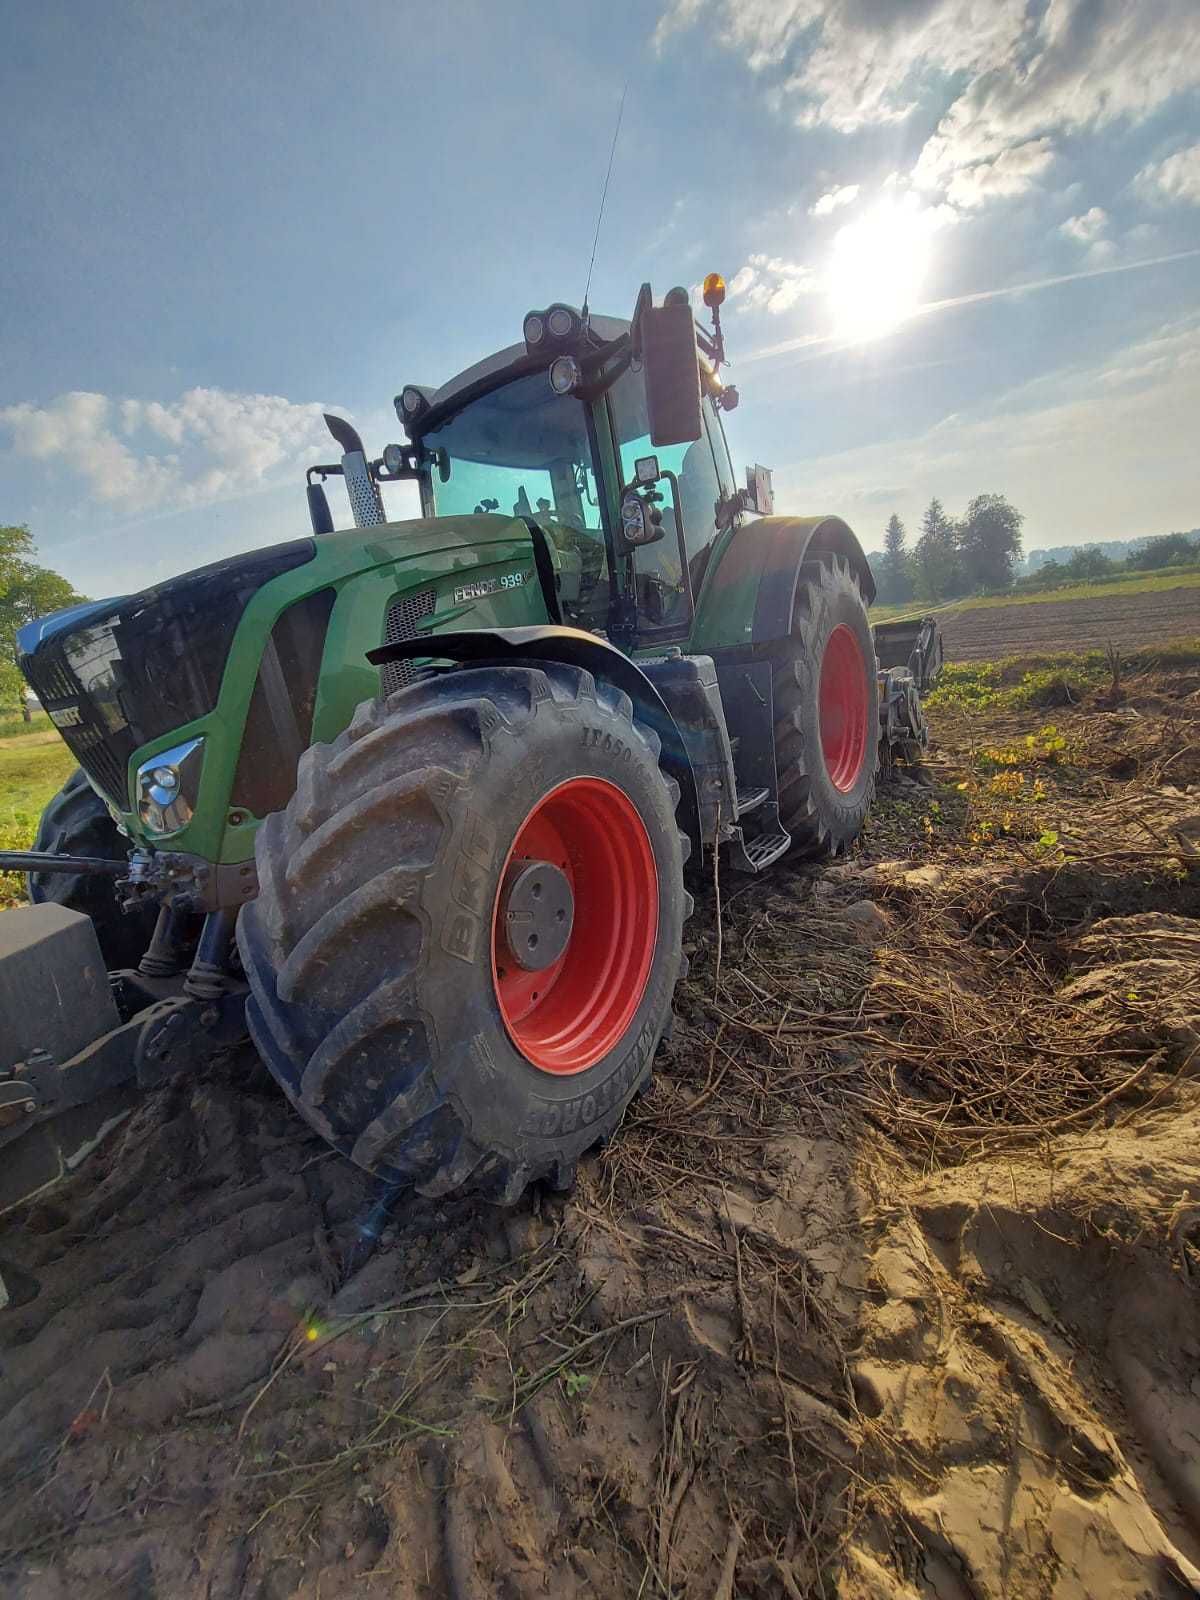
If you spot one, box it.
[1,0,1198,596]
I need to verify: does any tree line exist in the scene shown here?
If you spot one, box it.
[1018,530,1197,588]
[873,498,1198,606]
[874,494,1024,606]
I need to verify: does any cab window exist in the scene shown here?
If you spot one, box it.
[426,373,608,626]
[609,368,723,632]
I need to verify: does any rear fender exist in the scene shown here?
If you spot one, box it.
[369,626,702,849]
[691,515,876,651]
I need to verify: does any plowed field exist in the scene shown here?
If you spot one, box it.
[939,584,1200,659]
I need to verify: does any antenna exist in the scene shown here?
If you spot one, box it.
[581,80,629,327]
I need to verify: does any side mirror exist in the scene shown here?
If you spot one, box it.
[742,464,774,515]
[306,476,335,535]
[615,491,666,557]
[640,293,703,449]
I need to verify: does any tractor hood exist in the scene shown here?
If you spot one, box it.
[16,515,544,817]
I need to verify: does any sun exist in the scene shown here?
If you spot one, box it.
[829,199,934,343]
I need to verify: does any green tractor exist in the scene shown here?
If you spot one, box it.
[0,276,939,1252]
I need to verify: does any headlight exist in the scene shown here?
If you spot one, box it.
[400,386,425,418]
[548,355,582,395]
[523,312,545,346]
[135,737,205,836]
[546,305,575,338]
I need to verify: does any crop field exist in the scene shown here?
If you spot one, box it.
[1,646,1199,1599]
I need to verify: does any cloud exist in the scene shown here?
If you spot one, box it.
[943,139,1056,208]
[811,184,859,216]
[1137,143,1200,206]
[725,253,817,314]
[657,0,1028,133]
[658,0,1200,206]
[913,0,1200,187]
[1059,206,1109,244]
[1,388,338,514]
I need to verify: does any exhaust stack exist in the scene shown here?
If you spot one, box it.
[323,413,386,528]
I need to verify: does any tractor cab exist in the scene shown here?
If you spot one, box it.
[310,282,772,652]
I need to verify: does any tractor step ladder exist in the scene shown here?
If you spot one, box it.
[730,830,791,872]
[734,786,769,818]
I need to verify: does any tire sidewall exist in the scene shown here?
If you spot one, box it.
[411,682,684,1170]
[790,572,879,835]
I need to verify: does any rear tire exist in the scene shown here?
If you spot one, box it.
[237,662,691,1203]
[27,769,155,969]
[770,556,879,857]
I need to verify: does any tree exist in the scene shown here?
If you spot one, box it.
[1064,545,1113,580]
[0,525,87,718]
[957,493,1024,591]
[912,498,961,603]
[877,513,914,604]
[1128,532,1197,570]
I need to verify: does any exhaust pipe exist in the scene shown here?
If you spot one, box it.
[323,414,386,529]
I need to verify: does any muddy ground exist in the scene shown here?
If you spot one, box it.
[938,584,1199,659]
[1,666,1199,1599]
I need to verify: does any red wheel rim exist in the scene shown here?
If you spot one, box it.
[819,624,870,792]
[491,778,658,1075]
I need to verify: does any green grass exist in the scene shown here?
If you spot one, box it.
[872,566,1200,623]
[0,710,53,740]
[0,734,77,908]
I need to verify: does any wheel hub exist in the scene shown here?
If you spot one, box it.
[499,860,574,972]
[490,776,659,1075]
[818,623,870,792]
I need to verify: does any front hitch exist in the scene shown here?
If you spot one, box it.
[0,850,129,877]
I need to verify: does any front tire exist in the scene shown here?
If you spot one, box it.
[28,769,156,969]
[771,556,879,857]
[237,663,690,1203]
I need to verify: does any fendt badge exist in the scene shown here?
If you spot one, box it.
[48,705,84,728]
[453,569,532,605]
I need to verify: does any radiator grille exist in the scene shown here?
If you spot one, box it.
[22,652,129,808]
[380,589,436,697]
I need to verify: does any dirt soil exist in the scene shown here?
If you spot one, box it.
[2,668,1200,1599]
[939,585,1200,660]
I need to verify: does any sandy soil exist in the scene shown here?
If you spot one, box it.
[1,672,1198,1599]
[939,586,1200,660]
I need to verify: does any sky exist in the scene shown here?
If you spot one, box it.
[1,0,1198,597]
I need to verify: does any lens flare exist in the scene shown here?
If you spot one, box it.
[829,200,936,343]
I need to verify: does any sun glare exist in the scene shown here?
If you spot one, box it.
[829,199,934,344]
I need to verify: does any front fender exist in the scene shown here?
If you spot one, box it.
[691,515,876,651]
[368,625,701,847]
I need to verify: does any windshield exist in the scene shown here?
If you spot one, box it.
[426,372,608,626]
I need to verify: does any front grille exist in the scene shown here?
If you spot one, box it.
[22,651,129,808]
[29,656,76,702]
[380,589,436,697]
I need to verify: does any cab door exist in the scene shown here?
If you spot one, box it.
[607,368,726,643]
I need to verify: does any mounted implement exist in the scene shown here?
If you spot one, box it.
[0,273,941,1264]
